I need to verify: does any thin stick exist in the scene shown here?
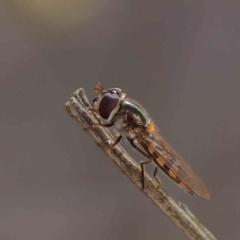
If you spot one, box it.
[65,88,217,240]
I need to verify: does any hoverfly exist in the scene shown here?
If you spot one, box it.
[91,82,210,200]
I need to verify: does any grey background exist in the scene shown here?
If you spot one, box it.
[1,1,240,240]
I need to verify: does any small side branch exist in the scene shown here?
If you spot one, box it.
[65,88,217,240]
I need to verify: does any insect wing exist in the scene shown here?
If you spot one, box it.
[134,128,210,200]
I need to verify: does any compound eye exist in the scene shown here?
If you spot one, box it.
[99,93,119,119]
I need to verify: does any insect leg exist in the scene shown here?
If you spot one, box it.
[127,136,154,190]
[110,134,122,148]
[137,140,157,190]
[92,122,114,128]
[127,137,149,158]
[153,167,162,188]
[91,123,120,147]
[84,122,113,131]
[140,159,152,190]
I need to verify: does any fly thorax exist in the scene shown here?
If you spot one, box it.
[121,98,149,126]
[112,113,127,134]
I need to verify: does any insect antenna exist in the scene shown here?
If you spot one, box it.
[93,82,104,93]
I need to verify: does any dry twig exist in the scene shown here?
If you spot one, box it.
[65,88,217,240]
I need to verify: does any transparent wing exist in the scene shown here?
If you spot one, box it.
[131,123,210,200]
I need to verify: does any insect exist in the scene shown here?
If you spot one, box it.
[91,82,210,200]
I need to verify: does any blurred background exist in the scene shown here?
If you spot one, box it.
[1,1,240,239]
